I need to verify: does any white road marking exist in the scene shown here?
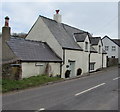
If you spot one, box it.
[75,83,106,96]
[35,108,45,112]
[113,77,120,80]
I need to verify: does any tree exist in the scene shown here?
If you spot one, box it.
[11,32,27,38]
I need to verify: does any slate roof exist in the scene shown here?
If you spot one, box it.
[112,39,120,47]
[1,37,18,64]
[89,37,101,45]
[7,37,62,62]
[90,46,97,53]
[41,16,83,51]
[74,33,87,42]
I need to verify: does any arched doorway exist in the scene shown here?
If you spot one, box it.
[76,68,82,76]
[65,70,71,78]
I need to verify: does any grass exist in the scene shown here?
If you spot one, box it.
[2,75,62,93]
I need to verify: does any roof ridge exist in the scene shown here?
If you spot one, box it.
[74,32,87,34]
[40,15,86,32]
[62,23,84,32]
[40,15,57,23]
[11,37,45,43]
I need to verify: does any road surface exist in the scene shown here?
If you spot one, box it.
[2,66,119,111]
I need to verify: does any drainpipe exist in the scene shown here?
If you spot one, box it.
[102,53,103,68]
[63,48,65,65]
[60,48,65,78]
[60,63,62,78]
[88,52,91,73]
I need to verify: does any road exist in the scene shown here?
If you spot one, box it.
[2,66,119,111]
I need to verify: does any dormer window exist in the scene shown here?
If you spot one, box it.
[99,45,101,53]
[85,42,88,51]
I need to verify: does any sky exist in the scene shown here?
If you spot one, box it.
[1,1,119,39]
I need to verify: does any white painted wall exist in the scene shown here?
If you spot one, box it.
[21,62,60,78]
[103,54,107,68]
[22,62,46,78]
[90,39,104,70]
[102,37,119,58]
[61,49,89,78]
[77,36,90,52]
[49,63,61,76]
[26,17,63,59]
[90,53,102,71]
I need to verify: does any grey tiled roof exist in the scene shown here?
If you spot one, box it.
[90,46,97,53]
[41,16,83,50]
[1,38,18,64]
[112,39,120,47]
[89,37,101,45]
[74,33,87,42]
[7,37,62,62]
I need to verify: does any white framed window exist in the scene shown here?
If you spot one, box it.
[90,63,95,71]
[112,46,116,51]
[105,46,109,51]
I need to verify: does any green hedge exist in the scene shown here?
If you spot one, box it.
[2,75,62,93]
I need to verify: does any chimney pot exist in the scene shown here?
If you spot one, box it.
[54,10,61,23]
[5,16,9,27]
[2,16,11,42]
[5,16,9,20]
[56,10,60,14]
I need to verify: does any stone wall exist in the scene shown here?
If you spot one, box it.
[107,58,118,67]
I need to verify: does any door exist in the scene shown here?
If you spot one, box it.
[69,61,75,77]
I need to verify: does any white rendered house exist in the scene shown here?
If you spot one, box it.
[26,10,107,78]
[102,35,120,59]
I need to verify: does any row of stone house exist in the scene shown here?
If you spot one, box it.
[1,10,107,79]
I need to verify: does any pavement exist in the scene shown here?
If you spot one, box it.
[2,66,119,111]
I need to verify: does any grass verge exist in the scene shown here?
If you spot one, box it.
[2,75,62,93]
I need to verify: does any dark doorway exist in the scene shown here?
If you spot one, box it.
[76,68,82,76]
[65,70,71,78]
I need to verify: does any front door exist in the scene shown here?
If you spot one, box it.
[69,61,75,77]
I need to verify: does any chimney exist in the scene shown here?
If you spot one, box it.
[2,16,11,42]
[53,10,62,23]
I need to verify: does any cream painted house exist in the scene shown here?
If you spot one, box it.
[26,10,107,78]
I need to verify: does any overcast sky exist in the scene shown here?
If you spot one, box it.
[1,2,118,38]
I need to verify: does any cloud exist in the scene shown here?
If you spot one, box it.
[1,2,118,39]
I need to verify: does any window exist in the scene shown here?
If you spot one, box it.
[99,45,101,53]
[112,46,116,51]
[105,46,109,51]
[90,63,95,71]
[85,42,88,51]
